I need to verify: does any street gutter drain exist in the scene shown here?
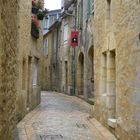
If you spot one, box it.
[39,134,63,140]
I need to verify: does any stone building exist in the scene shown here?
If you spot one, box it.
[43,0,94,100]
[94,0,140,139]
[60,0,94,103]
[0,0,43,139]
[41,0,140,139]
[42,31,53,91]
[76,0,94,101]
[60,0,76,95]
[43,9,61,35]
[16,0,43,121]
[0,1,18,139]
[42,9,61,91]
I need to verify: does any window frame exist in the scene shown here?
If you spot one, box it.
[63,23,69,44]
[44,39,49,56]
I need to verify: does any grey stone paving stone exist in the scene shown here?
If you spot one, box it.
[17,92,96,140]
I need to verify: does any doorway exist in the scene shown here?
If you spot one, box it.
[77,52,84,95]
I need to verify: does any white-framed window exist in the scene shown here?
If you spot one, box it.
[44,39,48,56]
[43,18,47,29]
[64,24,68,43]
[87,0,94,18]
[91,0,94,14]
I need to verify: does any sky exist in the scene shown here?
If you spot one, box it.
[44,0,61,10]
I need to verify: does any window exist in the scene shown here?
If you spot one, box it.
[91,0,94,14]
[32,58,39,86]
[43,18,47,29]
[89,0,94,14]
[101,51,116,118]
[87,0,94,19]
[64,24,68,43]
[44,39,48,56]
[108,50,116,118]
[49,14,58,27]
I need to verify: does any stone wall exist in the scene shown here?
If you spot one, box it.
[42,23,62,92]
[0,0,42,139]
[0,1,18,139]
[16,0,42,120]
[54,0,95,100]
[60,16,73,95]
[76,0,94,100]
[94,0,140,139]
[42,32,53,91]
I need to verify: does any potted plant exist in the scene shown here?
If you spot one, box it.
[37,10,44,20]
[37,9,48,20]
[32,0,45,14]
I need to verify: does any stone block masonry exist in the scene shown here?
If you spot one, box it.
[94,0,140,139]
[16,0,42,121]
[0,0,18,139]
[0,0,43,139]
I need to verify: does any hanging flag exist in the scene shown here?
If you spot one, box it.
[70,31,79,47]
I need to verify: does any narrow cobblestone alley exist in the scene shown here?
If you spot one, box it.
[16,92,104,140]
[1,0,140,139]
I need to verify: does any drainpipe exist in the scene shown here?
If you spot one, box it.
[56,26,59,91]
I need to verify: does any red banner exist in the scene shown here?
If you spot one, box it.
[70,31,79,47]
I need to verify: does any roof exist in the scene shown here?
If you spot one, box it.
[48,9,61,14]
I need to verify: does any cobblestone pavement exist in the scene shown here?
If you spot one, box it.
[16,91,110,140]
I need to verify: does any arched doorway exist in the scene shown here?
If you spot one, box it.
[77,52,84,95]
[88,46,94,98]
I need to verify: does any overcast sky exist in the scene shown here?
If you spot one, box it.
[44,0,61,10]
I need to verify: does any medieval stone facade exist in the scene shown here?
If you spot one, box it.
[0,1,18,139]
[42,10,62,91]
[42,0,94,101]
[42,0,140,139]
[94,0,140,139]
[0,0,42,139]
[16,0,42,120]
[60,13,75,95]
[42,31,53,91]
[76,0,94,101]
